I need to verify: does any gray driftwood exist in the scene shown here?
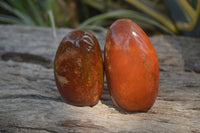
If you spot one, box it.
[0,25,200,133]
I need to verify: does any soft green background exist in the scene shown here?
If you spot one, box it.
[0,0,199,37]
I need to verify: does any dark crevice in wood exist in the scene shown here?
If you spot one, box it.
[57,120,107,131]
[0,94,63,102]
[5,126,56,133]
[0,129,7,133]
[159,68,168,72]
[185,108,200,111]
[159,98,200,101]
[185,68,200,73]
[184,83,200,88]
[148,111,157,114]
[1,52,52,68]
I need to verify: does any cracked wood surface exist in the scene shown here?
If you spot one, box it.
[0,25,200,133]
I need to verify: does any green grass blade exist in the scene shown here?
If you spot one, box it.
[0,1,35,25]
[48,10,57,45]
[0,14,23,24]
[78,10,174,34]
[27,0,45,26]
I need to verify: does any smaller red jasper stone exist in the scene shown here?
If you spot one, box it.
[54,30,104,106]
[104,19,159,111]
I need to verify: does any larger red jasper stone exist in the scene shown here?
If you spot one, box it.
[54,30,103,106]
[104,19,159,111]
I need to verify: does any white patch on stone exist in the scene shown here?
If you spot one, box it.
[56,74,69,84]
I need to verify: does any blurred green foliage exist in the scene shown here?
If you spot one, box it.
[79,0,200,37]
[0,0,199,37]
[0,0,51,26]
[0,0,78,27]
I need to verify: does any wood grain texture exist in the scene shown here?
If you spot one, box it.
[0,25,200,133]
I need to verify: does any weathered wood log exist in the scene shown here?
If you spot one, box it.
[0,25,200,133]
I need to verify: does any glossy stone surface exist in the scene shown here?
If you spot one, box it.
[104,19,159,111]
[54,30,103,106]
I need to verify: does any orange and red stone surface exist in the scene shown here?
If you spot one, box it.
[54,30,103,106]
[104,19,159,111]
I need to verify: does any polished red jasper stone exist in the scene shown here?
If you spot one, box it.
[54,30,103,106]
[104,19,159,111]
